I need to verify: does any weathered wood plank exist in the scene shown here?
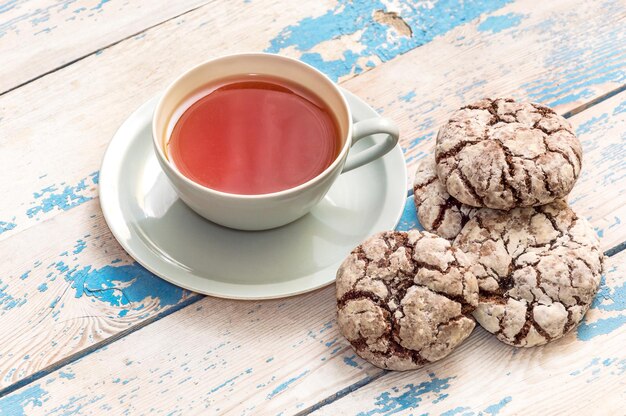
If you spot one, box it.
[1,0,625,243]
[0,230,623,415]
[339,0,626,172]
[0,198,196,388]
[0,0,332,241]
[1,0,626,398]
[309,255,626,416]
[0,0,525,390]
[0,93,622,411]
[566,93,626,251]
[0,0,210,93]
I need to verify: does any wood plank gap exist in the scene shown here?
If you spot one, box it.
[561,83,626,118]
[605,241,626,257]
[0,293,204,399]
[0,0,215,97]
[297,244,624,415]
[294,371,388,416]
[2,154,623,402]
[0,80,623,404]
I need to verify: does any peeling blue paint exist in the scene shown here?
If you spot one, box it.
[478,13,524,33]
[0,0,18,14]
[570,356,626,383]
[55,261,185,310]
[576,113,609,135]
[406,131,435,151]
[19,270,30,280]
[319,320,333,333]
[208,368,252,395]
[91,0,110,11]
[578,266,626,340]
[613,99,626,115]
[266,0,514,80]
[357,374,453,415]
[0,384,48,416]
[578,316,626,341]
[592,270,625,312]
[399,91,416,102]
[396,197,424,232]
[484,396,512,415]
[267,370,309,399]
[441,406,470,416]
[59,370,75,380]
[26,172,99,219]
[0,278,28,312]
[521,3,626,108]
[49,296,61,309]
[343,355,359,367]
[0,220,16,234]
[73,239,87,254]
[37,283,48,292]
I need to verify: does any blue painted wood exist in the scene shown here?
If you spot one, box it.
[0,0,625,413]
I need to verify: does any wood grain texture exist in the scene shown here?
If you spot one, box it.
[0,198,195,389]
[1,0,625,243]
[565,92,626,251]
[0,0,513,390]
[311,253,626,416]
[0,0,625,399]
[339,0,626,173]
[0,0,625,412]
[0,237,624,415]
[0,0,331,242]
[0,95,622,411]
[0,0,210,93]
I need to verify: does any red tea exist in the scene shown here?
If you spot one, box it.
[167,75,341,195]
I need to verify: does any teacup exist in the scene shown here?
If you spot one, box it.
[152,53,399,230]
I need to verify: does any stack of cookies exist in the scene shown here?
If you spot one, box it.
[335,98,605,371]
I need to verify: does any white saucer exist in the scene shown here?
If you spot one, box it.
[99,89,407,299]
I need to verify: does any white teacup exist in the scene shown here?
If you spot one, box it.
[153,53,399,231]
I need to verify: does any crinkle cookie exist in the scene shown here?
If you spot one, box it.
[336,230,478,370]
[435,98,582,210]
[413,158,478,240]
[453,200,604,347]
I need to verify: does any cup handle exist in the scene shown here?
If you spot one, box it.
[341,117,399,173]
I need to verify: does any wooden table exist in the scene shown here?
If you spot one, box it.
[1,1,624,414]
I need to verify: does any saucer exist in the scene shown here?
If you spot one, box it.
[99,89,407,299]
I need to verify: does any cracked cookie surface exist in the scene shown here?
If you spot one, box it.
[435,98,582,210]
[336,230,478,370]
[453,200,604,347]
[413,158,478,240]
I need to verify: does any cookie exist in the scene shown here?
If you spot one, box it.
[336,230,478,370]
[413,158,478,240]
[435,98,582,210]
[453,200,604,347]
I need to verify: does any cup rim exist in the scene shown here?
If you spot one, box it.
[152,52,353,200]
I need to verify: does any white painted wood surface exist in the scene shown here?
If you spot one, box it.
[0,92,623,414]
[0,0,210,93]
[0,0,625,414]
[313,256,626,416]
[0,0,624,392]
[1,0,624,243]
[0,239,623,415]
